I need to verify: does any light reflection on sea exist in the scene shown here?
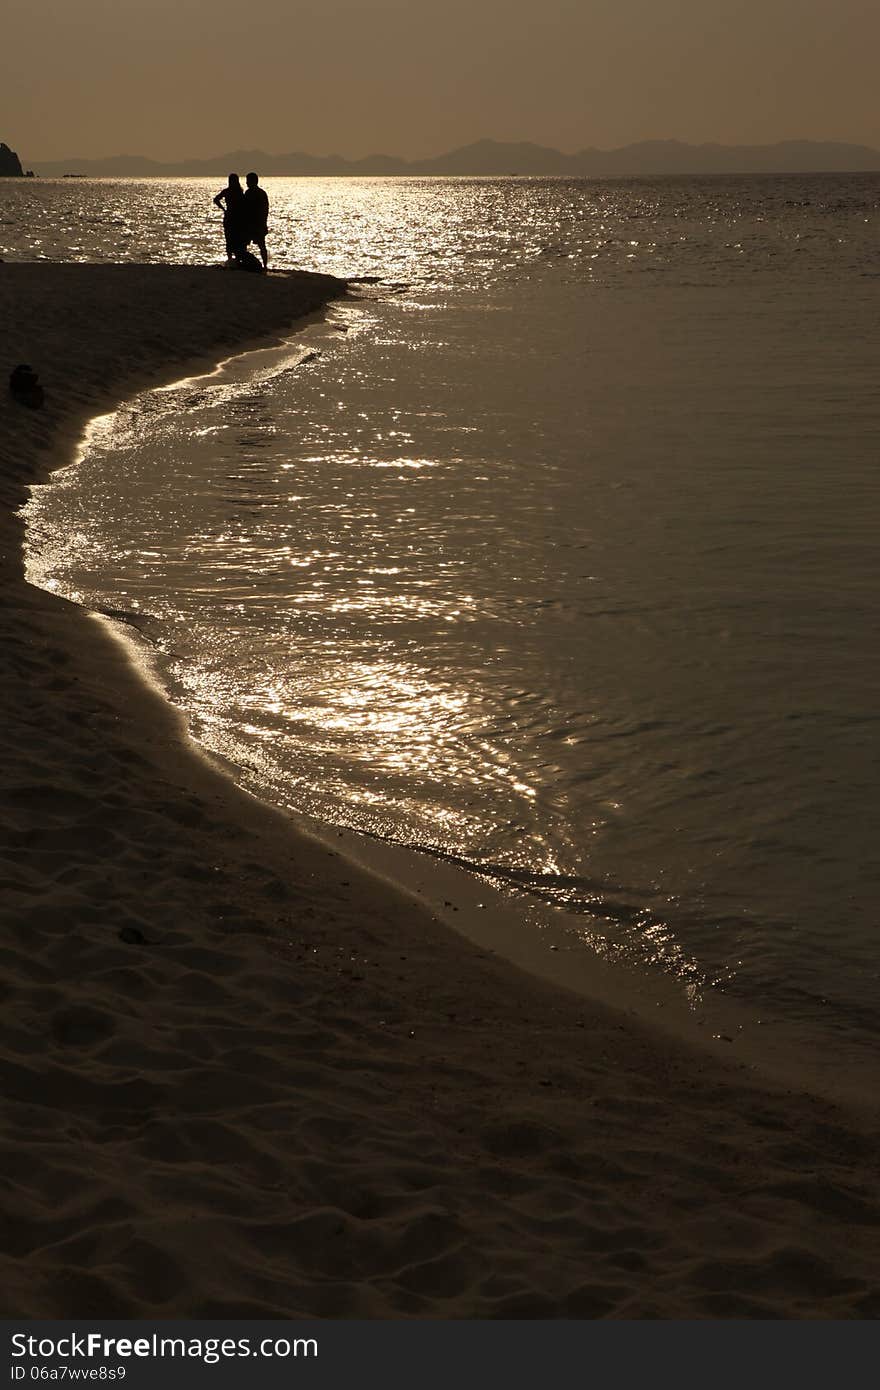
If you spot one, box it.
[16,174,880,1078]
[4,172,880,288]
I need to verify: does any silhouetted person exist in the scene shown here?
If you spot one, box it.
[243,172,270,269]
[213,173,247,262]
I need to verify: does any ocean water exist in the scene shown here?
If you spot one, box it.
[14,175,880,1080]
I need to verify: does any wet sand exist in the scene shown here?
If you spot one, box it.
[1,262,879,1319]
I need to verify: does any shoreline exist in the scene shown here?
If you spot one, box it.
[2,263,880,1318]
[28,282,876,1113]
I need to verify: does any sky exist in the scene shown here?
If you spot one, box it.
[4,0,879,162]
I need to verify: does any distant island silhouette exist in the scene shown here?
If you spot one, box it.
[25,138,880,179]
[0,143,27,176]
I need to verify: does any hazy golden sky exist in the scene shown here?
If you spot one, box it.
[5,0,878,160]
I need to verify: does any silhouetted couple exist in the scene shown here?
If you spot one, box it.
[214,172,269,270]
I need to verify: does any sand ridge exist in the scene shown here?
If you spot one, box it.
[1,263,879,1318]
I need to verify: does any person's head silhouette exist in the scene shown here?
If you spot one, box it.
[228,173,242,190]
[246,172,260,188]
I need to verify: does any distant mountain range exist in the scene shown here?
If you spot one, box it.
[26,138,880,178]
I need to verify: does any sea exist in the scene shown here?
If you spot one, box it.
[8,173,880,1090]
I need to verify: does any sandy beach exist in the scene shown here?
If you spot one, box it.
[2,261,879,1319]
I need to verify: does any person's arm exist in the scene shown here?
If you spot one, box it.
[213,190,226,209]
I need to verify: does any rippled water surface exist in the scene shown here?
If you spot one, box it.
[17,175,880,1076]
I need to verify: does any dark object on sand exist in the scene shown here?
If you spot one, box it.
[9,363,44,407]
[236,248,264,274]
[118,926,147,945]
